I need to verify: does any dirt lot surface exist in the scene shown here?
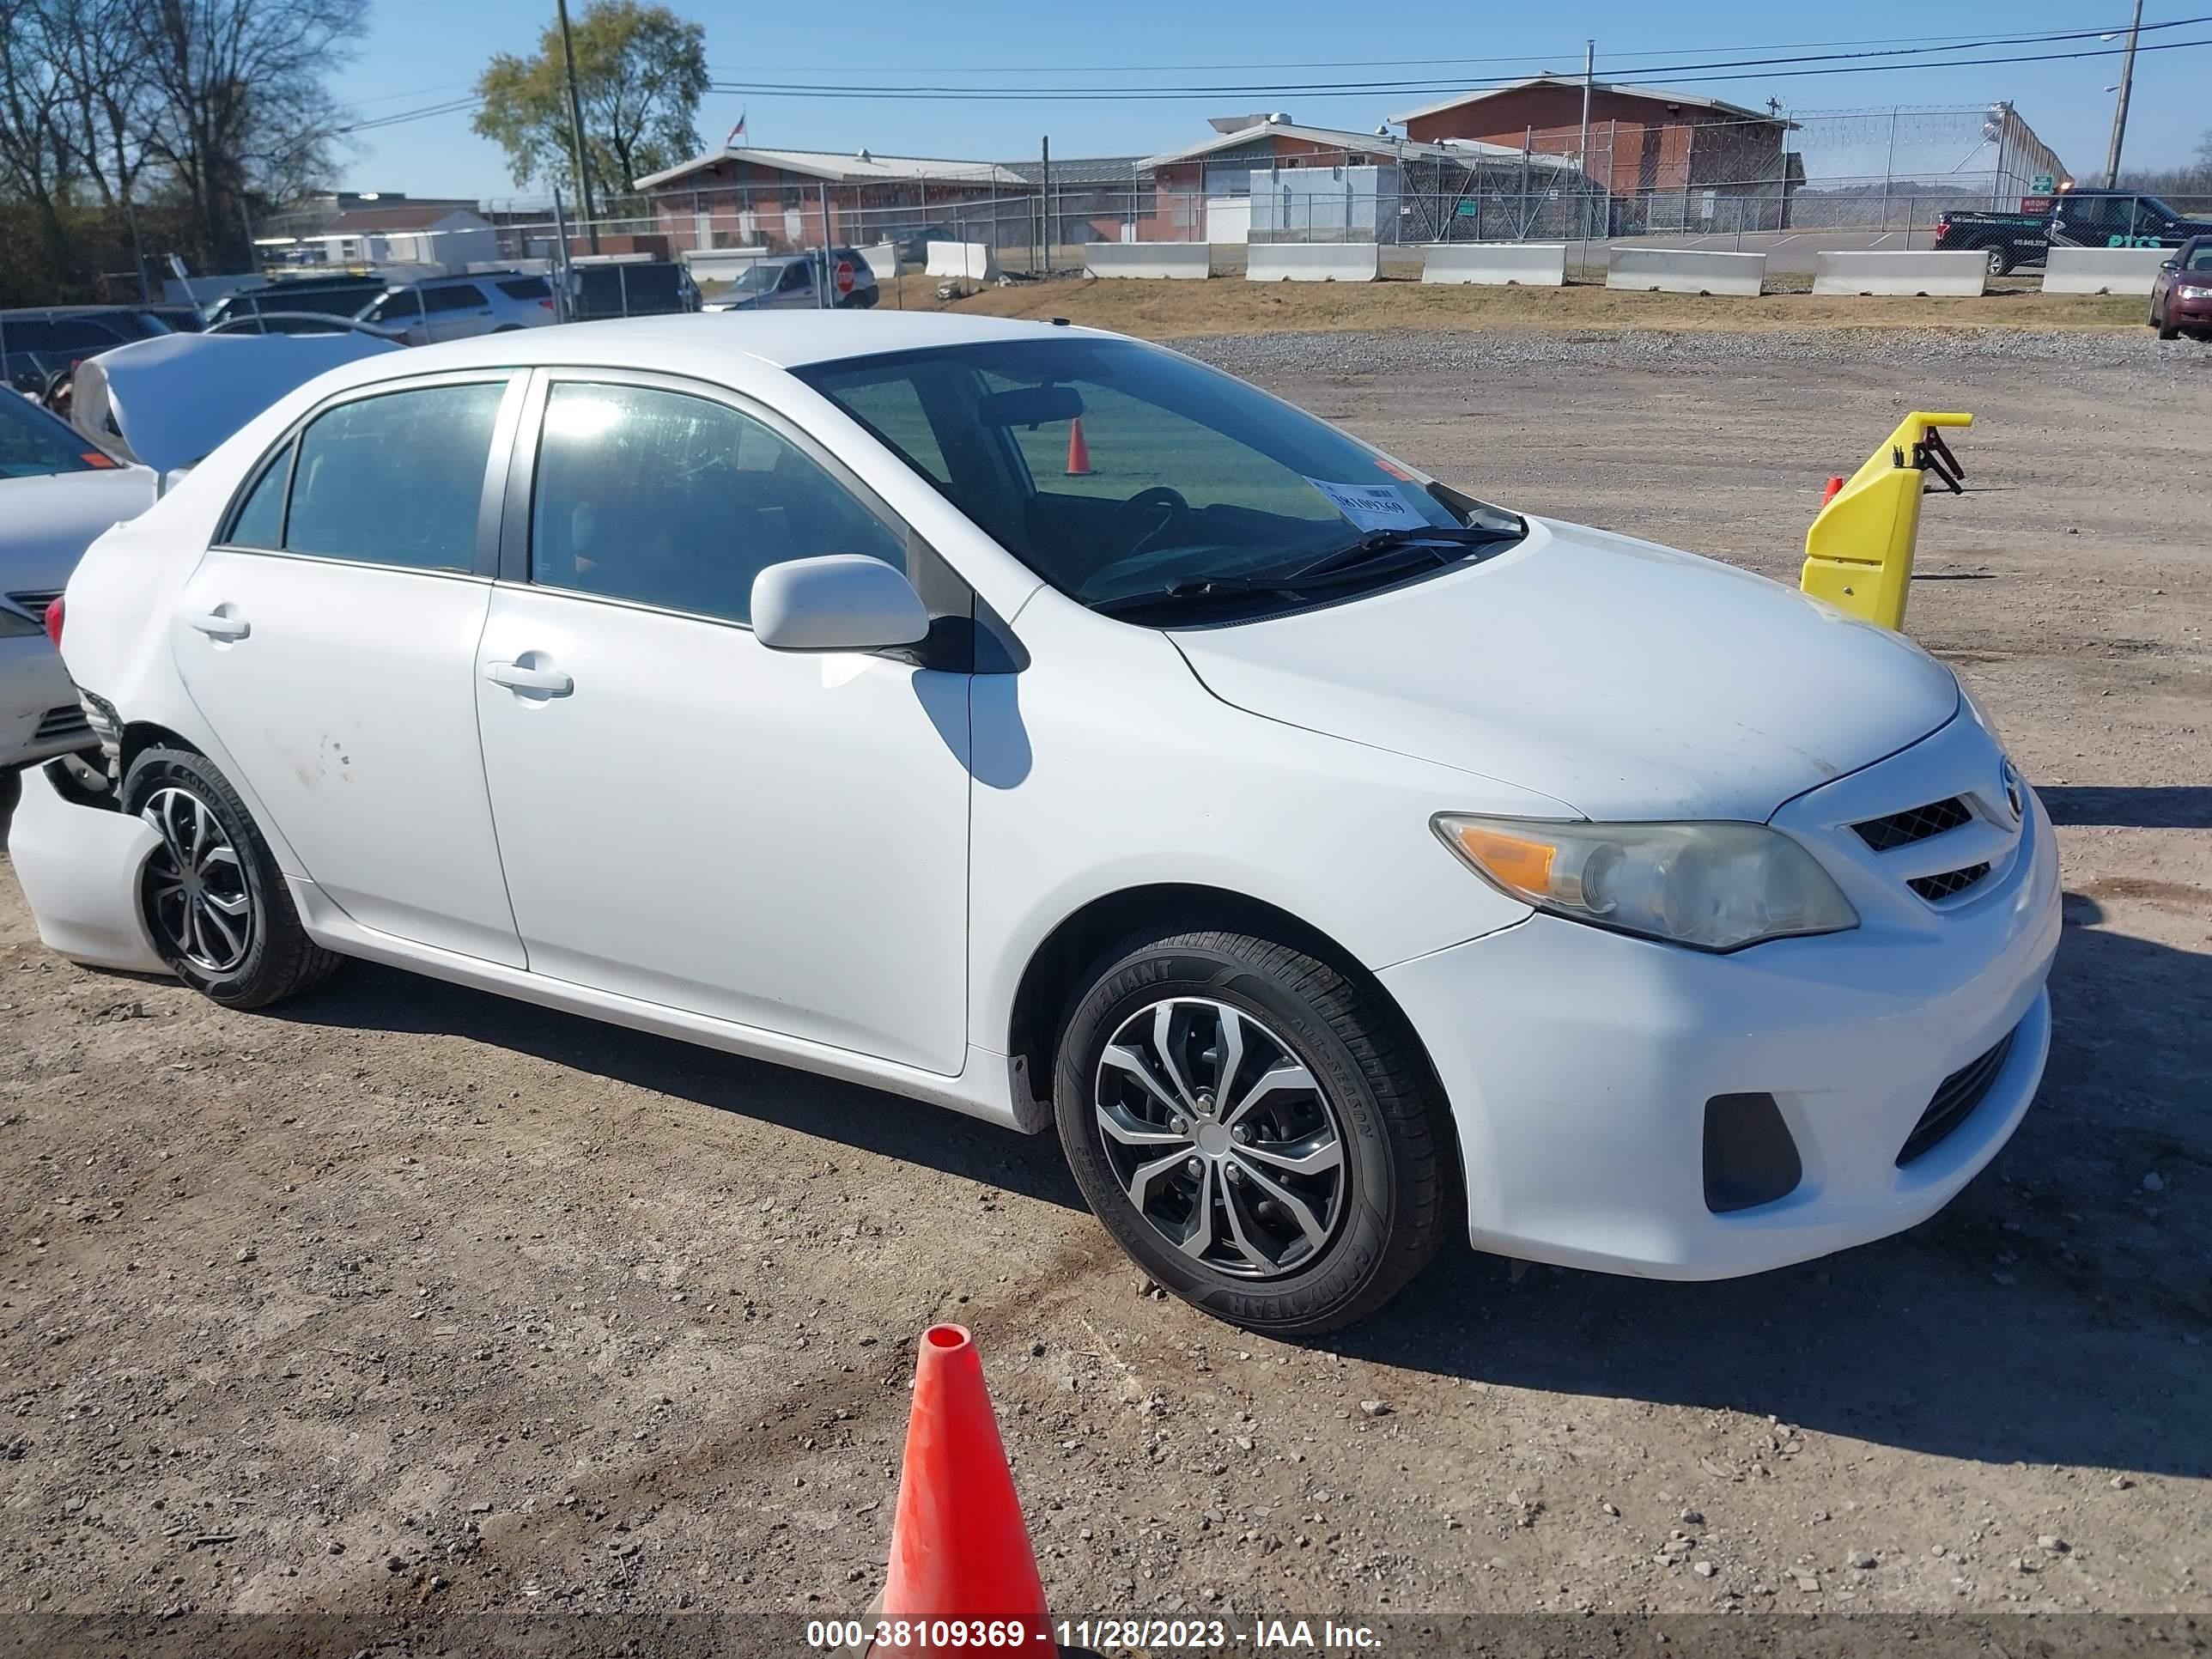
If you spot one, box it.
[2,328,2207,1647]
[881,270,2148,337]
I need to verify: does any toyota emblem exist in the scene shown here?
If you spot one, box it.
[1999,758,2023,826]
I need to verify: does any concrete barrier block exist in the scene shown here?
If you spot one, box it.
[2041,246,2170,295]
[1084,243,1212,279]
[1245,243,1380,283]
[1419,243,1567,287]
[855,242,902,282]
[1812,251,1987,297]
[924,240,1000,281]
[1606,247,1765,296]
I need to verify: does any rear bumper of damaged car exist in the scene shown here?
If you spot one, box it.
[5,760,170,975]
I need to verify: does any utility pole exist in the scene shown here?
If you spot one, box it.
[2102,0,2144,188]
[555,0,600,252]
[1578,41,1595,243]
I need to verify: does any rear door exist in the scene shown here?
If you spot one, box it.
[170,371,528,964]
[423,283,495,341]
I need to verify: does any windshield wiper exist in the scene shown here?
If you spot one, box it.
[1271,523,1521,585]
[1089,522,1526,619]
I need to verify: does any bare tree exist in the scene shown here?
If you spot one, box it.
[132,0,368,270]
[0,0,82,294]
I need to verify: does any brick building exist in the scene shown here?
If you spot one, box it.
[1389,77,1801,234]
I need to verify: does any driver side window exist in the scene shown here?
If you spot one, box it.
[528,380,906,627]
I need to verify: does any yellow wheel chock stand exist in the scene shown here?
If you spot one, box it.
[1799,411,1972,631]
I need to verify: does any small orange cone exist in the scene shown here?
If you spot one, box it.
[877,1326,1051,1655]
[1820,474,1846,507]
[1064,417,1091,477]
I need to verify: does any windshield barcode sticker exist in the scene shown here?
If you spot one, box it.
[1304,478,1423,531]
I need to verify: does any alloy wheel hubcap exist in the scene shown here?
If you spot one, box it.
[1093,997,1347,1279]
[141,787,253,975]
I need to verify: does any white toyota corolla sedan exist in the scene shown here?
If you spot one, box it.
[9,313,2060,1334]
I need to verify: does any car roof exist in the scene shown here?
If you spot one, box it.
[321,312,1103,377]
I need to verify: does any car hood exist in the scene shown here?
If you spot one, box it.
[1169,517,1960,822]
[0,466,161,593]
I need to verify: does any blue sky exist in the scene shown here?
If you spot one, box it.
[331,0,2212,200]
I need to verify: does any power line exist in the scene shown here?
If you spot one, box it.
[338,95,485,134]
[707,30,2212,101]
[703,14,2198,78]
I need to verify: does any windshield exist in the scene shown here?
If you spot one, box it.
[0,392,100,478]
[732,262,784,293]
[797,337,1516,614]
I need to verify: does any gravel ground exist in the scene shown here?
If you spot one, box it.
[1177,325,2212,375]
[2,329,2206,1648]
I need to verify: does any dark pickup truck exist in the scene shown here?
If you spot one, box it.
[1934,190,2212,276]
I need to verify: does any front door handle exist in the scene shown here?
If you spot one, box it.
[484,659,574,696]
[187,609,250,641]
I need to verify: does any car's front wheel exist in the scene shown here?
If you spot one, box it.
[124,745,341,1009]
[1054,928,1455,1334]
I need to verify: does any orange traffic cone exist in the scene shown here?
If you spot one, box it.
[1820,474,1846,507]
[877,1326,1051,1655]
[1064,417,1092,477]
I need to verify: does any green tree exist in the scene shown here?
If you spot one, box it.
[472,0,706,200]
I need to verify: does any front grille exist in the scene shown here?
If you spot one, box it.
[1908,863,1991,902]
[1854,796,1972,852]
[5,589,61,626]
[33,704,91,744]
[1898,1029,2018,1165]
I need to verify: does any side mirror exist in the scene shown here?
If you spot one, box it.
[2160,259,2180,271]
[752,555,929,653]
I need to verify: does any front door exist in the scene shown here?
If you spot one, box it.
[472,373,972,1073]
[170,374,526,964]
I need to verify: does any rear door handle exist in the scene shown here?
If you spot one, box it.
[187,610,250,641]
[484,660,574,696]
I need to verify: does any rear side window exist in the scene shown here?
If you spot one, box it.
[225,441,293,547]
[424,284,487,313]
[529,380,904,625]
[496,277,550,301]
[281,382,504,571]
[363,289,422,324]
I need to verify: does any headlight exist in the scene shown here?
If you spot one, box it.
[2179,284,2212,301]
[0,604,44,639]
[1433,815,1859,952]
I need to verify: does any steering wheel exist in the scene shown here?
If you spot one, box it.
[1100,485,1189,561]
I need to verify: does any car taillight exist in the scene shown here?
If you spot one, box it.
[1936,216,1950,235]
[539,299,555,309]
[44,592,64,647]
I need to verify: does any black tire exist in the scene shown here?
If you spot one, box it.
[2155,307,2180,341]
[1053,929,1455,1334]
[1985,246,2014,277]
[123,745,341,1009]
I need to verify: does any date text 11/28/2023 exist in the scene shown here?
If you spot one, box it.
[804,1618,1384,1650]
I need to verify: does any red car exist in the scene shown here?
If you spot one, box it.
[2150,235,2212,340]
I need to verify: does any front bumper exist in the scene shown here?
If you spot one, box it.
[0,637,90,770]
[2164,289,2212,323]
[1380,771,2062,1280]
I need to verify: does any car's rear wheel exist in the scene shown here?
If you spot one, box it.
[1985,246,2013,276]
[1053,928,1455,1334]
[124,746,341,1009]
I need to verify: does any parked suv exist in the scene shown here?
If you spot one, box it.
[356,273,559,345]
